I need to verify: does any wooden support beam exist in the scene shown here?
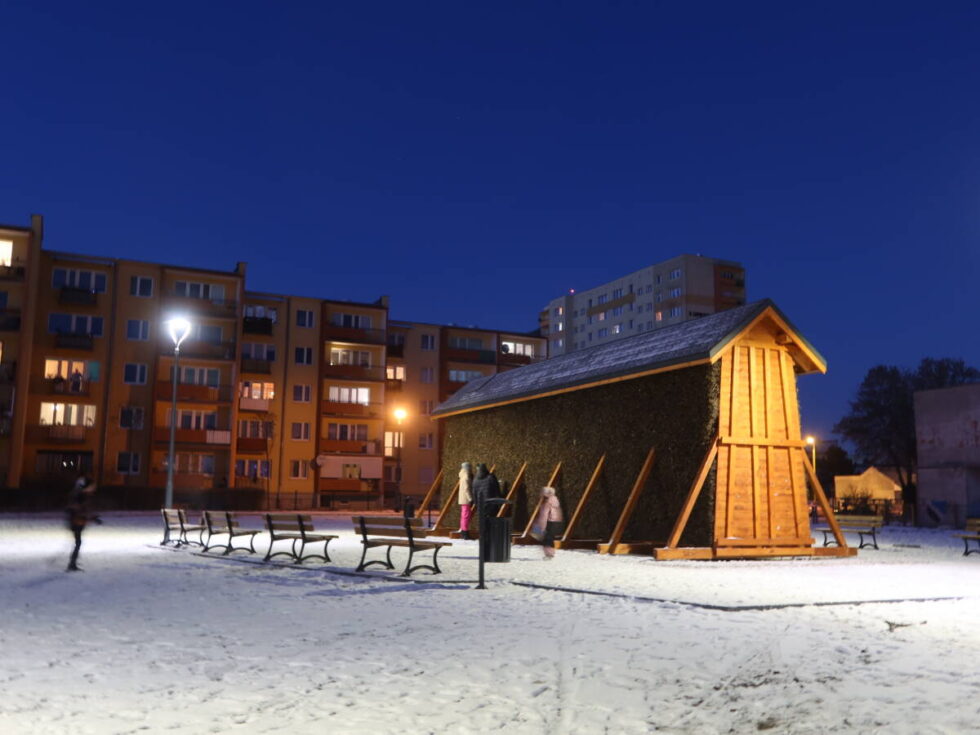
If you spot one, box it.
[601,448,656,555]
[520,462,562,538]
[497,462,527,518]
[431,477,461,532]
[665,439,718,549]
[719,436,807,448]
[414,469,444,520]
[801,450,848,549]
[558,454,606,544]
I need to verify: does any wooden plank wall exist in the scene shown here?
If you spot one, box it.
[716,336,811,546]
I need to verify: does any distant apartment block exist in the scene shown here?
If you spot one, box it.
[539,254,746,357]
[383,321,545,505]
[0,214,544,511]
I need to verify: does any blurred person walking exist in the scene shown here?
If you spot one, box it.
[533,486,564,560]
[66,475,101,572]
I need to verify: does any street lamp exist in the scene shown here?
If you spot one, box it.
[805,435,817,474]
[164,317,192,508]
[393,407,407,511]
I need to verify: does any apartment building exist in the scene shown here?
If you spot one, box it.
[539,254,746,357]
[317,298,388,509]
[384,321,546,507]
[0,213,544,511]
[23,248,247,494]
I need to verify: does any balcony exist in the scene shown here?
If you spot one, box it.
[319,478,365,491]
[319,439,380,455]
[386,342,404,359]
[153,427,232,445]
[385,378,403,392]
[154,381,232,402]
[322,324,386,345]
[29,424,92,444]
[0,264,25,281]
[241,357,273,374]
[243,316,274,335]
[238,396,270,412]
[172,340,236,361]
[498,351,536,367]
[165,294,239,319]
[236,436,269,453]
[0,309,22,332]
[445,347,497,364]
[322,364,385,381]
[321,400,382,418]
[55,333,94,350]
[35,376,92,396]
[58,287,98,306]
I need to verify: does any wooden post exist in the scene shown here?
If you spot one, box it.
[497,462,527,518]
[431,478,461,533]
[665,438,719,549]
[801,450,847,548]
[556,454,605,547]
[414,469,444,520]
[598,448,656,554]
[520,462,562,538]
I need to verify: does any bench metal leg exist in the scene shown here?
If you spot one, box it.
[357,544,394,572]
[404,546,444,577]
[963,539,980,556]
[821,530,838,547]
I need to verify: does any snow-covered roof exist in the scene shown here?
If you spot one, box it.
[433,299,824,418]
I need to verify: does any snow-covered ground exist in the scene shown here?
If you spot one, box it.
[3,513,980,734]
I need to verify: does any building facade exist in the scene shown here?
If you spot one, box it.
[383,321,545,508]
[539,254,745,357]
[0,214,545,511]
[915,383,980,526]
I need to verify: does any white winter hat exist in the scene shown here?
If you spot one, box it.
[541,486,556,497]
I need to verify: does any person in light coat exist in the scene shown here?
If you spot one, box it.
[533,486,564,559]
[457,462,474,539]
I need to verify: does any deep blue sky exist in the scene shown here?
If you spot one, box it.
[2,1,979,442]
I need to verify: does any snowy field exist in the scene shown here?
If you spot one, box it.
[3,513,980,734]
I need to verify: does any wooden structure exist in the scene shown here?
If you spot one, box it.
[433,300,852,560]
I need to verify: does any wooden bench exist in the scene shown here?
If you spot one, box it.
[953,519,980,556]
[353,515,452,576]
[264,514,338,564]
[202,510,261,555]
[815,514,883,550]
[161,508,205,547]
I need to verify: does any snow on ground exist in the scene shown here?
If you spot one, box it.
[3,513,980,734]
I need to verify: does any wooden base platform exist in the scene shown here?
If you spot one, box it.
[553,538,603,550]
[652,545,858,560]
[597,541,656,555]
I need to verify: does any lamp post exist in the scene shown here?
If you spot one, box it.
[393,407,407,511]
[164,317,192,508]
[805,435,817,474]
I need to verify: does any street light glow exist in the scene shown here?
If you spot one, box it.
[805,435,815,446]
[166,317,192,348]
[393,408,407,423]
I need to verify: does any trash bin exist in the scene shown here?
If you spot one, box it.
[482,516,512,563]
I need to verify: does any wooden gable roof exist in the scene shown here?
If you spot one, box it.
[432,299,825,419]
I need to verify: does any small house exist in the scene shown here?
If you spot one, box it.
[432,299,852,559]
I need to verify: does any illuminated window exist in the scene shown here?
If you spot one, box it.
[0,240,11,267]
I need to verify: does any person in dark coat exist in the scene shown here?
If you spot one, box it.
[471,463,501,510]
[66,475,100,572]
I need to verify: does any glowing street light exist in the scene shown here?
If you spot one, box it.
[805,435,817,474]
[164,317,192,508]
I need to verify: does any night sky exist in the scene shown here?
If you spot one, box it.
[3,1,979,443]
